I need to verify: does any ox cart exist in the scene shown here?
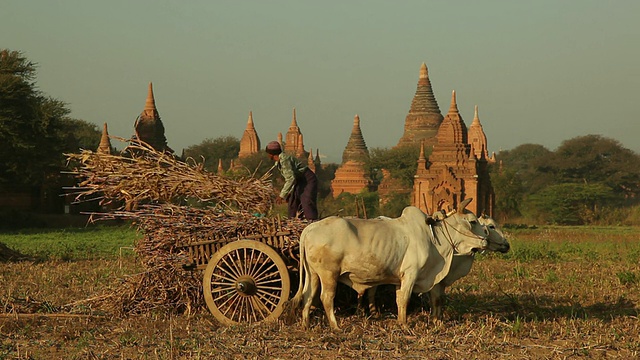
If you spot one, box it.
[179,216,302,326]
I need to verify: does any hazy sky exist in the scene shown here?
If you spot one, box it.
[2,1,639,163]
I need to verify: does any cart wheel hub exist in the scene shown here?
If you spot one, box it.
[235,276,257,296]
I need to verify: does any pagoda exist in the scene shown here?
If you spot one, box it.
[238,111,261,158]
[133,82,172,153]
[97,122,112,154]
[468,105,496,163]
[284,108,308,159]
[396,63,443,149]
[411,91,494,216]
[331,114,372,197]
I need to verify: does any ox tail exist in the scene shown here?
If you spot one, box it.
[289,232,307,310]
[282,230,309,325]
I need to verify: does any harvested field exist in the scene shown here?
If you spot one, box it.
[1,227,639,359]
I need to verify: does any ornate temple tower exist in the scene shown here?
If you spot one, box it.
[133,82,172,153]
[238,111,261,158]
[468,105,496,163]
[284,108,303,154]
[307,148,316,173]
[396,63,444,149]
[331,115,372,197]
[97,122,112,154]
[412,91,494,216]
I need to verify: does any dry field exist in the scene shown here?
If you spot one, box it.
[1,226,639,359]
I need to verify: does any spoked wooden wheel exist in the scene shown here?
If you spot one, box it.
[203,240,291,325]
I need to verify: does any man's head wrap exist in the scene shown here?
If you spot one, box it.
[265,141,282,155]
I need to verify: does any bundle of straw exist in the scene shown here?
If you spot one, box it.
[64,139,274,214]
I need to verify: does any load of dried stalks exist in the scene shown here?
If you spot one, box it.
[64,140,308,317]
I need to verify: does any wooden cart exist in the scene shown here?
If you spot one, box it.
[179,217,301,325]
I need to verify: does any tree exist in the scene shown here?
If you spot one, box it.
[495,143,554,194]
[525,183,616,225]
[369,145,421,188]
[545,135,640,200]
[182,136,240,173]
[319,190,379,219]
[233,152,275,179]
[489,165,524,222]
[0,49,101,189]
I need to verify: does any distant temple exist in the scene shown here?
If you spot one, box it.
[331,115,372,197]
[97,122,112,154]
[396,63,443,149]
[307,148,321,173]
[284,108,308,159]
[132,82,172,153]
[412,91,494,216]
[238,111,261,158]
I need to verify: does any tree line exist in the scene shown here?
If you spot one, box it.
[2,49,639,226]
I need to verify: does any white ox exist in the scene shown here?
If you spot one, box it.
[364,213,510,320]
[290,199,489,330]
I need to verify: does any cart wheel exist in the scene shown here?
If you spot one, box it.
[203,240,291,325]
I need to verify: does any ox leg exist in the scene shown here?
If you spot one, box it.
[318,274,340,330]
[367,286,379,318]
[301,271,320,329]
[395,279,415,326]
[356,291,366,317]
[429,284,445,322]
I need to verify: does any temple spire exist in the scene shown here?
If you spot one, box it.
[468,105,490,161]
[290,107,298,127]
[417,140,427,169]
[419,62,428,79]
[397,62,443,148]
[341,114,369,164]
[97,122,112,154]
[448,90,459,114]
[133,82,171,152]
[238,111,261,158]
[217,159,224,174]
[145,83,156,112]
[435,89,468,146]
[285,107,304,154]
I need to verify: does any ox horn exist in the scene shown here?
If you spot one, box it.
[457,198,473,213]
[445,209,457,217]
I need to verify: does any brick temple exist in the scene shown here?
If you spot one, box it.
[412,91,495,216]
[396,63,444,149]
[132,82,172,153]
[331,115,372,197]
[238,111,261,158]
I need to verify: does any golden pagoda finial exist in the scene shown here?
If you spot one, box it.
[448,90,459,113]
[145,82,156,112]
[420,62,428,79]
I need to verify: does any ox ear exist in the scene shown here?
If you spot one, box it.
[457,198,473,213]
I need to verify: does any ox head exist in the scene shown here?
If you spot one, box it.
[478,214,510,253]
[434,198,489,255]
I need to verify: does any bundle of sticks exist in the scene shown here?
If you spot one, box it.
[65,139,274,214]
[64,139,307,316]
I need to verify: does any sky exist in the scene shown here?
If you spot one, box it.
[2,1,639,163]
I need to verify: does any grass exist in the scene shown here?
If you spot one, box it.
[0,224,141,261]
[1,225,639,359]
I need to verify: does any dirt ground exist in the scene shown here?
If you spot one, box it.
[2,254,639,359]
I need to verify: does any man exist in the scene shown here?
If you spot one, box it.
[265,141,318,220]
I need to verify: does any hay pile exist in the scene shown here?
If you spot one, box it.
[65,140,307,316]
